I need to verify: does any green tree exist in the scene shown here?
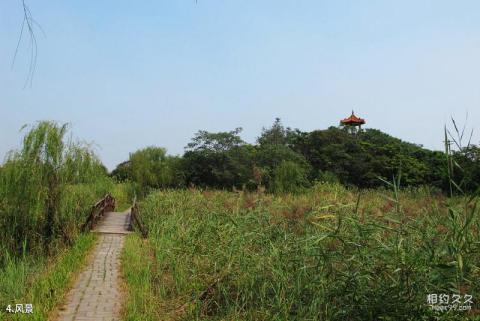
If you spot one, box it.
[183,128,255,189]
[451,144,480,193]
[186,127,245,152]
[257,117,300,147]
[293,127,446,189]
[271,160,309,194]
[0,121,108,255]
[111,160,131,182]
[255,144,311,189]
[128,147,183,194]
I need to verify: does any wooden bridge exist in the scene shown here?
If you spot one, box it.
[77,193,148,237]
[54,194,146,321]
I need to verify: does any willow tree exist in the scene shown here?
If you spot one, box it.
[0,121,106,256]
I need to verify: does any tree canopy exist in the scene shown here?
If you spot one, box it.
[111,118,480,194]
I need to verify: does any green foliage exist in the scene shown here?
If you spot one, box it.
[110,160,131,182]
[0,121,129,321]
[293,127,454,189]
[316,170,340,184]
[0,121,111,258]
[271,161,309,194]
[183,128,255,189]
[111,118,480,193]
[255,144,310,188]
[181,124,311,191]
[186,127,245,152]
[0,234,97,321]
[134,188,480,321]
[257,117,303,147]
[454,145,480,193]
[111,147,185,197]
[111,183,133,211]
[130,147,183,192]
[121,235,158,321]
[294,127,373,186]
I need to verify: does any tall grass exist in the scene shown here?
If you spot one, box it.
[125,185,479,320]
[122,234,158,321]
[0,234,97,321]
[442,120,480,299]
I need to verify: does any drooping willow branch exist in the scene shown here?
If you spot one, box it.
[12,0,45,88]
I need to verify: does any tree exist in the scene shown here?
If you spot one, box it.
[186,127,245,152]
[111,160,131,182]
[183,128,255,189]
[257,118,300,147]
[128,147,183,194]
[255,144,311,189]
[271,161,309,194]
[0,121,108,255]
[293,127,446,189]
[451,145,480,193]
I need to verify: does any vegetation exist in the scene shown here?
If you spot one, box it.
[122,234,157,321]
[0,121,111,259]
[1,118,479,320]
[124,185,479,321]
[115,118,479,319]
[112,118,480,195]
[0,234,97,321]
[0,121,128,321]
[111,146,183,197]
[182,128,255,189]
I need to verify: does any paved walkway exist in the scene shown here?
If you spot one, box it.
[54,211,131,321]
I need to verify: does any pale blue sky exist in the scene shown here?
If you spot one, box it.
[1,1,479,169]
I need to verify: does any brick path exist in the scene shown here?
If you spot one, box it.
[55,211,131,321]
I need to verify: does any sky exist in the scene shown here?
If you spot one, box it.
[1,0,480,170]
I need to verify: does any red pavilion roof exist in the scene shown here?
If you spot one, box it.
[340,111,365,125]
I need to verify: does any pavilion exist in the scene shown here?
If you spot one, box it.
[340,111,366,134]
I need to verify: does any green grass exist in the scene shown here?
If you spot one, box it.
[124,184,480,321]
[0,233,97,321]
[121,234,158,321]
[112,183,134,212]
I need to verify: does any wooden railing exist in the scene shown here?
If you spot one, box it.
[129,197,148,238]
[81,193,116,232]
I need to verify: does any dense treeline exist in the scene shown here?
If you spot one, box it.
[112,118,480,195]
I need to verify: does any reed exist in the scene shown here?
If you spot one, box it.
[122,184,479,320]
